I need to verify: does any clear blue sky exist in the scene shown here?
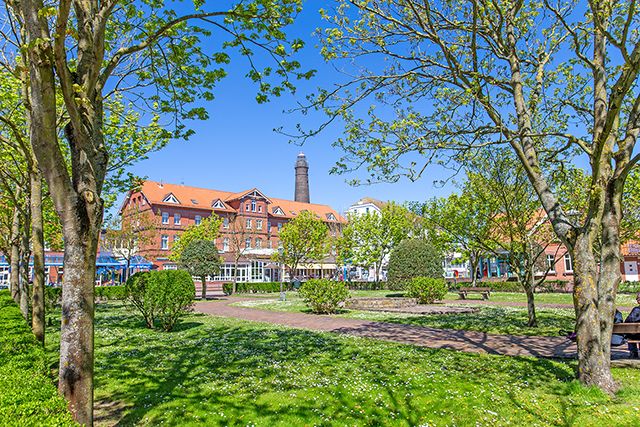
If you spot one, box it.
[126,0,456,214]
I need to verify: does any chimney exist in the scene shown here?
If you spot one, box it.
[294,152,310,203]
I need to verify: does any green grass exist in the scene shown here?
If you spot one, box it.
[41,302,640,426]
[0,291,75,426]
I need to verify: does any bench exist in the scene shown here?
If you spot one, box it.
[458,287,491,300]
[613,323,640,345]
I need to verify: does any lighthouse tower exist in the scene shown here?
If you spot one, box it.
[294,152,310,203]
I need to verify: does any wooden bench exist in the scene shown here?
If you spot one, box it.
[458,287,491,300]
[613,323,640,345]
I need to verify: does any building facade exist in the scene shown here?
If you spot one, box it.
[120,179,345,283]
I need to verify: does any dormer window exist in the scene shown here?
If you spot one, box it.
[326,213,336,221]
[162,193,179,204]
[212,199,226,209]
[191,199,198,205]
[273,207,284,215]
[290,211,296,215]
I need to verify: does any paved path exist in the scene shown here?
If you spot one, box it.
[441,298,636,311]
[195,298,589,359]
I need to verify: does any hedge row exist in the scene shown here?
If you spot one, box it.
[447,280,572,293]
[44,285,126,307]
[620,281,640,294]
[0,291,76,426]
[223,282,293,294]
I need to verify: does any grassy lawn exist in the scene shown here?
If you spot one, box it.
[232,297,576,337]
[233,290,639,306]
[44,302,640,426]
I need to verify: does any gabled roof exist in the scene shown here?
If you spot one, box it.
[224,188,272,203]
[131,180,345,222]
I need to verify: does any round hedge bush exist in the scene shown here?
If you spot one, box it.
[406,277,448,304]
[387,239,443,290]
[298,279,350,314]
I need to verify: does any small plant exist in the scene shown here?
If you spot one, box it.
[406,277,447,304]
[125,270,195,331]
[298,279,350,314]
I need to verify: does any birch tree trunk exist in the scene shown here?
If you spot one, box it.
[10,205,20,304]
[19,223,30,320]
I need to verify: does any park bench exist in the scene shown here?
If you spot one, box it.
[613,323,640,346]
[458,287,491,300]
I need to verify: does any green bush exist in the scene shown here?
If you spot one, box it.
[406,277,448,304]
[387,239,444,290]
[620,281,640,294]
[223,282,293,294]
[149,270,195,331]
[0,291,76,426]
[346,281,386,290]
[95,285,126,301]
[125,271,194,331]
[298,279,350,314]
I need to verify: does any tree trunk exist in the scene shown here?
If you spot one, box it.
[19,224,31,321]
[31,168,45,344]
[469,254,479,287]
[523,272,537,328]
[201,276,207,300]
[572,233,617,394]
[58,221,100,425]
[10,205,20,304]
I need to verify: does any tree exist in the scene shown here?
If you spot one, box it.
[339,203,412,282]
[102,205,158,282]
[169,215,223,263]
[273,210,329,280]
[387,238,443,290]
[179,240,222,300]
[420,193,496,288]
[6,0,308,421]
[310,0,640,392]
[463,149,560,327]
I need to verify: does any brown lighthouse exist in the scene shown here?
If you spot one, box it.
[294,152,310,203]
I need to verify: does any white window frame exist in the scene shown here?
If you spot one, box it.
[162,211,169,224]
[246,218,252,229]
[195,215,202,225]
[546,254,556,272]
[255,238,262,249]
[251,200,257,212]
[245,238,251,249]
[256,219,263,230]
[174,213,181,225]
[161,235,169,250]
[223,238,229,252]
[564,253,573,272]
[223,217,229,228]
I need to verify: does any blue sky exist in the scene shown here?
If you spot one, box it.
[125,0,456,214]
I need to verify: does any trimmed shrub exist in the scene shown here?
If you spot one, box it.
[0,291,75,425]
[125,270,194,331]
[387,239,444,290]
[620,281,640,294]
[406,277,448,304]
[148,270,195,331]
[298,279,350,314]
[95,285,126,301]
[346,281,386,290]
[223,282,293,294]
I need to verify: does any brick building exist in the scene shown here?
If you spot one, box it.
[120,177,345,282]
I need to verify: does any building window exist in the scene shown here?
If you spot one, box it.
[163,264,177,270]
[258,205,262,213]
[245,203,250,211]
[195,215,202,225]
[267,240,272,249]
[246,219,252,229]
[256,219,263,230]
[245,238,251,249]
[174,213,181,225]
[162,211,169,224]
[267,220,271,231]
[161,235,169,250]
[223,217,229,228]
[564,253,573,272]
[546,255,555,271]
[223,238,229,252]
[173,235,180,243]
[255,238,262,249]
[277,223,282,232]
[251,200,257,212]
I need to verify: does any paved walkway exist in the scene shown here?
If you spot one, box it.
[441,298,636,311]
[195,298,590,359]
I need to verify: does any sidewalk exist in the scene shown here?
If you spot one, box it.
[195,298,588,359]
